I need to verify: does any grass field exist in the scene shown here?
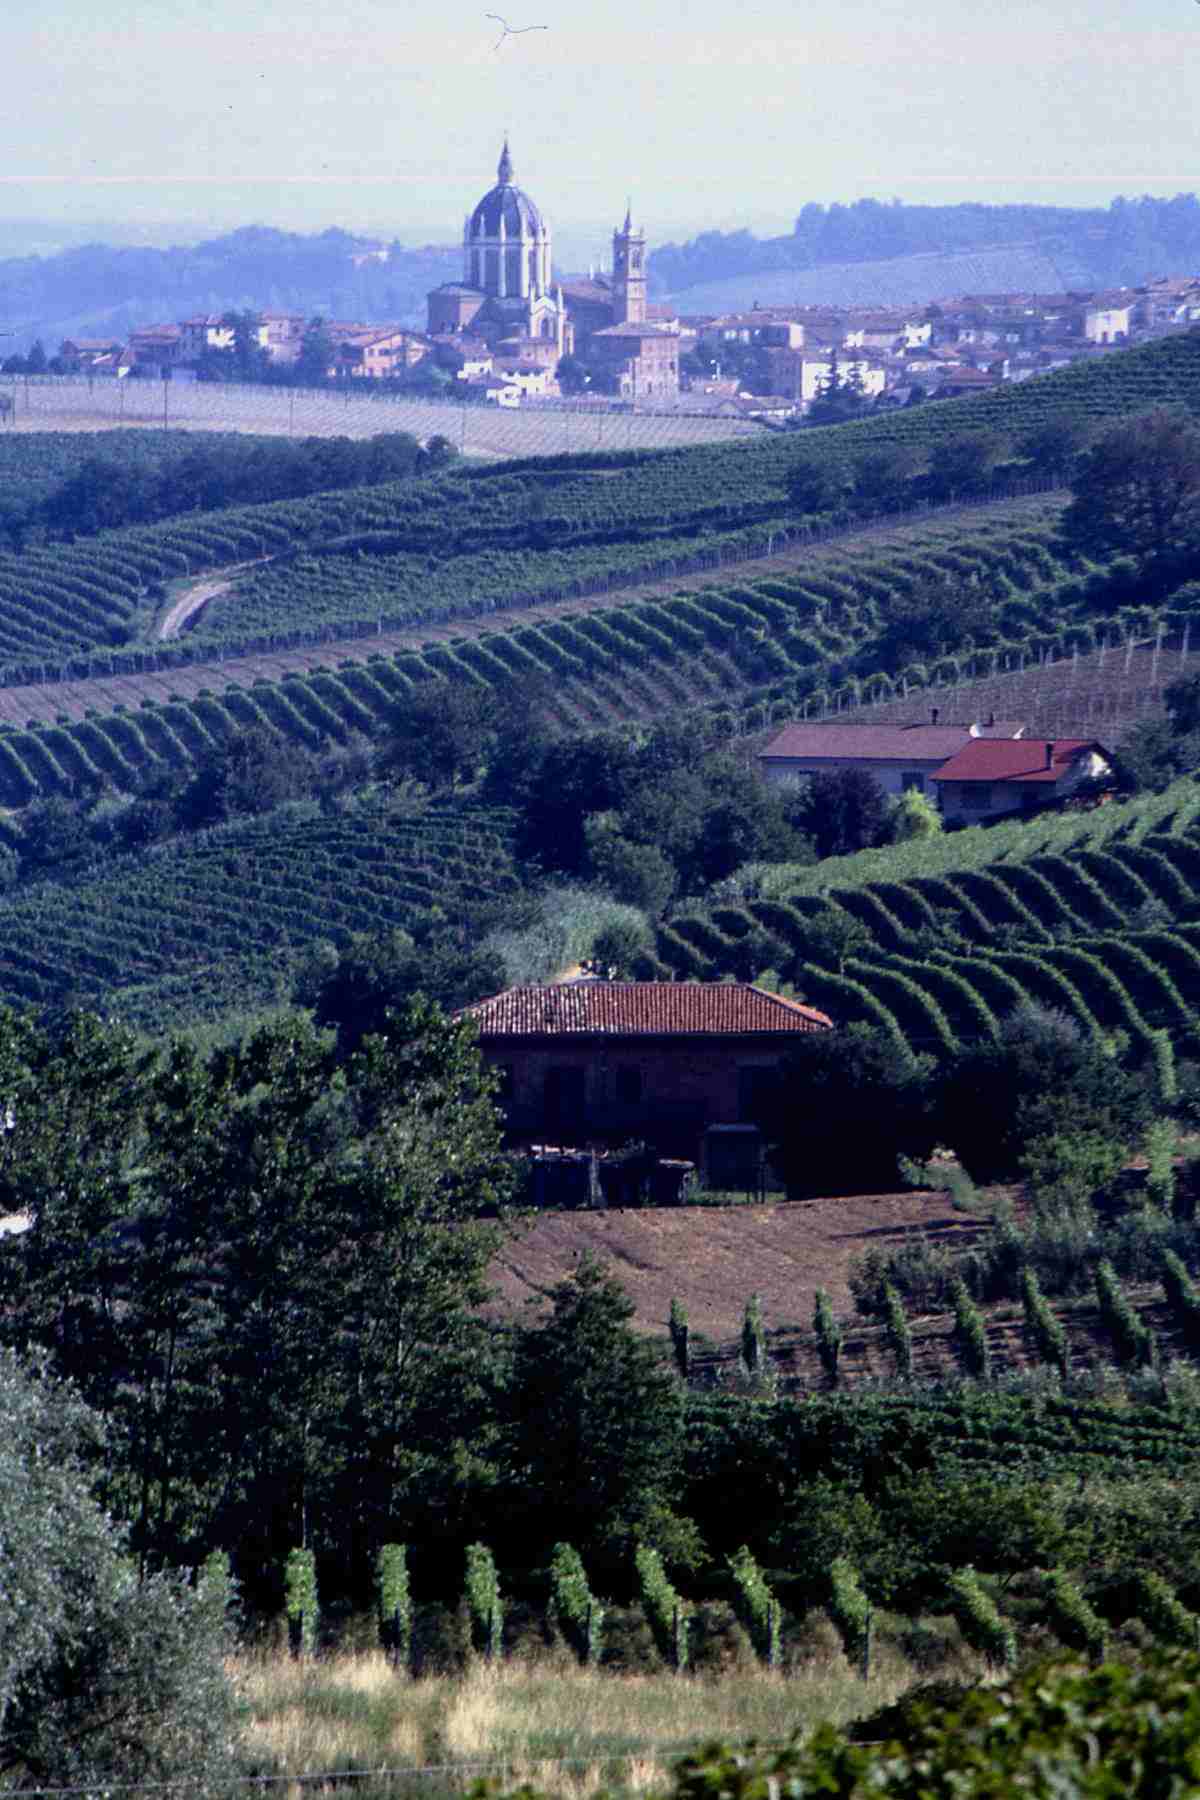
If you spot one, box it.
[232,1641,945,1798]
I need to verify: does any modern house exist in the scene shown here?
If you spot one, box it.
[930,738,1112,822]
[459,980,832,1181]
[758,719,1025,798]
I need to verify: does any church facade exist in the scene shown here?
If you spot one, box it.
[426,142,679,402]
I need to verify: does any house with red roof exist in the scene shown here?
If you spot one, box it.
[758,718,1025,800]
[930,738,1113,823]
[459,980,831,1180]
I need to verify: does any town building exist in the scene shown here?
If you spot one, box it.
[459,980,831,1175]
[426,142,679,401]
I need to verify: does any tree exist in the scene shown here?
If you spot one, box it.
[555,354,589,394]
[1018,416,1093,479]
[174,725,314,829]
[936,1003,1153,1191]
[787,454,849,514]
[303,926,505,1056]
[296,317,334,385]
[792,767,893,859]
[1061,406,1200,563]
[503,1257,687,1569]
[925,430,1011,500]
[891,786,943,841]
[0,1352,237,1789]
[378,680,499,792]
[757,1023,937,1198]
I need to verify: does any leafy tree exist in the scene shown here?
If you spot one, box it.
[925,430,1010,500]
[555,354,589,394]
[792,766,893,858]
[296,317,334,385]
[757,1023,937,1197]
[379,680,500,792]
[1019,415,1094,478]
[787,454,849,513]
[0,1352,237,1789]
[302,925,505,1056]
[876,577,992,669]
[1062,406,1200,563]
[936,1003,1153,1189]
[173,724,315,829]
[503,1256,687,1570]
[892,786,943,841]
[584,814,677,915]
[852,443,926,511]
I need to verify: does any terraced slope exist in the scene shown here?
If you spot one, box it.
[0,798,518,1029]
[4,495,1185,804]
[647,778,1200,1057]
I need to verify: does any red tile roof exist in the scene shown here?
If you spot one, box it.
[760,722,1022,763]
[931,739,1104,784]
[460,982,832,1037]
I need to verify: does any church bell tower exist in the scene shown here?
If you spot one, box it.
[612,203,647,324]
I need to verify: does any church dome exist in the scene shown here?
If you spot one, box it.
[468,140,544,240]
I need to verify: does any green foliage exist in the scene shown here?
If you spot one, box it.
[945,1565,1017,1669]
[814,1287,843,1385]
[727,1545,781,1667]
[741,1293,766,1375]
[1161,1248,1200,1346]
[0,1353,238,1790]
[883,1282,914,1378]
[1022,1266,1069,1378]
[1095,1258,1155,1367]
[1132,1570,1199,1648]
[465,1543,503,1660]
[1044,1568,1106,1661]
[656,1649,1200,1799]
[284,1547,318,1656]
[549,1542,604,1665]
[1145,1117,1178,1212]
[827,1555,872,1669]
[669,1297,690,1379]
[635,1543,690,1671]
[196,1549,238,1642]
[951,1277,991,1382]
[375,1544,412,1668]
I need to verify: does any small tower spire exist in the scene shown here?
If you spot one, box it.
[497,138,514,185]
[624,198,633,233]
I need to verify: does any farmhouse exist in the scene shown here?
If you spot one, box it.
[459,980,832,1181]
[931,737,1113,821]
[758,719,1026,798]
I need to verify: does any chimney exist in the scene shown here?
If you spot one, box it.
[987,711,996,728]
[931,706,939,725]
[1045,741,1055,769]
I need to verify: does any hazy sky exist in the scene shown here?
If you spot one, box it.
[2,0,1199,251]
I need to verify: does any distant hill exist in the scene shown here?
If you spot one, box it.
[0,225,461,354]
[653,193,1200,311]
[661,241,1097,317]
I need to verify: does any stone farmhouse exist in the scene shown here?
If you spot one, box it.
[459,980,831,1179]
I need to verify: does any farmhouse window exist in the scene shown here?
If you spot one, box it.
[961,785,993,810]
[901,772,925,792]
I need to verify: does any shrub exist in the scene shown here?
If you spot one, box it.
[883,1281,913,1377]
[951,1276,991,1381]
[827,1556,872,1672]
[727,1545,781,1667]
[1043,1569,1105,1662]
[635,1543,689,1671]
[1146,1117,1178,1212]
[549,1542,604,1665]
[375,1543,411,1670]
[1161,1247,1200,1346]
[945,1566,1017,1669]
[669,1296,690,1379]
[1095,1258,1155,1366]
[741,1293,766,1375]
[814,1287,843,1384]
[465,1542,503,1660]
[283,1547,318,1657]
[1133,1570,1198,1648]
[1021,1266,1069,1378]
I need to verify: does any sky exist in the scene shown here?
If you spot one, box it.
[1,0,1199,255]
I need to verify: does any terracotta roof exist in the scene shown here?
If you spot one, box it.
[762,723,990,763]
[931,739,1104,784]
[460,982,831,1036]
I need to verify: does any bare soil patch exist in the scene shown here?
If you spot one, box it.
[486,1188,986,1339]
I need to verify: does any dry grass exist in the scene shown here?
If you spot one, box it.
[231,1630,980,1796]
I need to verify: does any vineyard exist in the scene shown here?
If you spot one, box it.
[0,797,519,1027]
[4,494,1200,805]
[644,777,1200,1058]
